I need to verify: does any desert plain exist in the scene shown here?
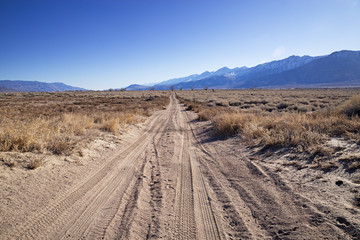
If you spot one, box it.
[1,89,360,239]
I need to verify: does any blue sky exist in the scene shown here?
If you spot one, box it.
[1,0,359,90]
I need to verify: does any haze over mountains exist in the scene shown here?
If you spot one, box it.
[0,80,86,92]
[127,50,360,90]
[1,50,359,92]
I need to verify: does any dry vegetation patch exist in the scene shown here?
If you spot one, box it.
[0,91,169,162]
[178,89,360,172]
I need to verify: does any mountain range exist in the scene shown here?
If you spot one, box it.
[126,50,360,90]
[2,50,359,92]
[0,80,86,92]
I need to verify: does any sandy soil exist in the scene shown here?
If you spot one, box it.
[1,94,359,239]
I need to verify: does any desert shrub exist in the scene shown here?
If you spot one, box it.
[198,109,222,121]
[229,101,241,106]
[213,112,325,150]
[277,103,288,109]
[47,136,76,155]
[0,119,43,152]
[211,107,360,152]
[336,94,360,117]
[299,100,310,105]
[100,119,120,133]
[213,113,244,136]
[60,113,93,135]
[215,101,228,106]
[176,89,360,156]
[0,92,169,155]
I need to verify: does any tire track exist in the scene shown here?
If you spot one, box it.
[115,120,170,240]
[10,98,173,240]
[113,151,149,240]
[145,138,163,239]
[173,121,196,240]
[105,95,176,240]
[172,96,221,240]
[183,110,268,239]
[184,109,350,239]
[191,151,223,240]
[57,132,152,239]
[64,98,175,240]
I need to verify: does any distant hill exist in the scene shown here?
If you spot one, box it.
[152,67,246,87]
[126,50,360,90]
[124,84,152,91]
[0,80,86,92]
[238,50,360,88]
[0,86,18,92]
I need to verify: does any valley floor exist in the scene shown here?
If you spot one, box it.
[1,94,359,239]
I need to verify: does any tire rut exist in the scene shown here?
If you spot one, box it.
[114,152,149,240]
[173,125,196,240]
[112,95,175,240]
[172,96,222,240]
[186,115,352,239]
[10,99,172,240]
[146,139,163,239]
[182,110,267,239]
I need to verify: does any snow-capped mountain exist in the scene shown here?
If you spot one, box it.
[126,50,360,90]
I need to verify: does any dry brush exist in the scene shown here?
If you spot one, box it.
[0,91,169,155]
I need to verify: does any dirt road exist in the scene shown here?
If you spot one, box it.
[4,94,359,239]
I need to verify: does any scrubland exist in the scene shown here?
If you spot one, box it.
[2,89,360,239]
[177,89,360,172]
[0,90,169,158]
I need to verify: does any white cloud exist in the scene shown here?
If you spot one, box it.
[273,46,286,58]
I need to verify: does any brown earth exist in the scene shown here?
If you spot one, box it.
[1,94,359,239]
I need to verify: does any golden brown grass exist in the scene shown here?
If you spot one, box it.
[178,90,360,155]
[214,110,360,150]
[177,89,360,113]
[336,94,360,117]
[0,91,169,155]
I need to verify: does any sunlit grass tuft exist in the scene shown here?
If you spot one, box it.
[0,91,170,155]
[179,91,360,153]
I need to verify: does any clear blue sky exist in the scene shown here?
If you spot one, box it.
[1,0,359,90]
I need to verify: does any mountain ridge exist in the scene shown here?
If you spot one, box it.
[0,80,86,92]
[126,50,360,90]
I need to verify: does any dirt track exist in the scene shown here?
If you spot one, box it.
[3,94,359,239]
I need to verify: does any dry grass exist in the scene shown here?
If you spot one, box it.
[177,89,360,113]
[336,94,360,117]
[214,110,360,151]
[0,91,169,155]
[178,90,360,156]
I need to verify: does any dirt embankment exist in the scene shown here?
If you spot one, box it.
[1,94,359,239]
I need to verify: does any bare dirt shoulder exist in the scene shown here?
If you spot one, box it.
[0,104,167,239]
[186,109,360,239]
